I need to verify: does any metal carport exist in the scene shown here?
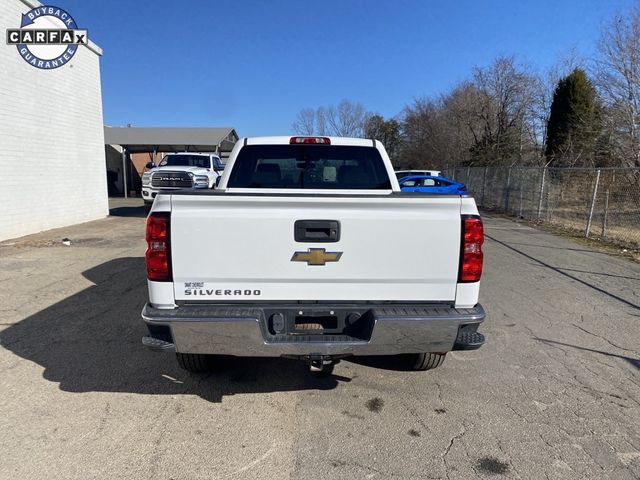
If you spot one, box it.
[104,126,239,198]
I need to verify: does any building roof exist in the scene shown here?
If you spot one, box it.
[104,126,239,153]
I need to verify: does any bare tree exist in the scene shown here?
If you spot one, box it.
[445,82,486,162]
[326,100,369,137]
[291,108,315,135]
[401,94,470,170]
[291,100,370,137]
[469,57,539,165]
[595,5,640,167]
[398,57,542,169]
[316,107,328,135]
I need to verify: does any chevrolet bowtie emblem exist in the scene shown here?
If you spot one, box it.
[291,248,343,266]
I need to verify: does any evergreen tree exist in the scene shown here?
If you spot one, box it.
[545,69,602,166]
[364,114,402,161]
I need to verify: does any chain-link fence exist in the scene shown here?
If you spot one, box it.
[443,166,640,248]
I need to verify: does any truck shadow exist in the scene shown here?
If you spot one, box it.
[346,355,416,371]
[0,257,343,403]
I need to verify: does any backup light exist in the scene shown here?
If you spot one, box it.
[289,136,331,144]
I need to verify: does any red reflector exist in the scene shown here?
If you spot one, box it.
[289,136,331,144]
[459,216,484,282]
[145,213,172,282]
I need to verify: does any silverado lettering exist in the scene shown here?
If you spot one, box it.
[184,289,261,296]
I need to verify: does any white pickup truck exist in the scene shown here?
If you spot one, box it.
[142,136,485,375]
[141,152,225,205]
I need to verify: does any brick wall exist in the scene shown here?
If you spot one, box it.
[0,0,108,241]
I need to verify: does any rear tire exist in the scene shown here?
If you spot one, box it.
[405,352,446,371]
[176,353,210,373]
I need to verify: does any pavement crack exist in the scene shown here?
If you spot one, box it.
[495,437,521,479]
[442,424,469,480]
[433,379,447,411]
[96,401,111,435]
[571,323,637,354]
[504,404,532,425]
[333,459,440,479]
[147,402,171,480]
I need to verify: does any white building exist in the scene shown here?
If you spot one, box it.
[0,0,107,242]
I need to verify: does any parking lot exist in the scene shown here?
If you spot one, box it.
[0,198,638,480]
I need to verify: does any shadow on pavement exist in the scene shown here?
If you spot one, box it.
[109,204,149,218]
[532,265,640,282]
[486,233,640,310]
[503,241,608,255]
[536,337,640,370]
[346,355,418,371]
[0,257,343,402]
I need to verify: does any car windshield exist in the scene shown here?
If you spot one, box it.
[159,155,210,168]
[227,145,391,189]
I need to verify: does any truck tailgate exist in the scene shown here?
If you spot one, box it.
[170,194,462,302]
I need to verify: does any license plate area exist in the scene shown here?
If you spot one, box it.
[263,307,375,340]
[294,314,338,333]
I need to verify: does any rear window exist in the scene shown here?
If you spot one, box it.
[227,145,391,189]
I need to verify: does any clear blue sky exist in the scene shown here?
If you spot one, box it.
[57,0,635,136]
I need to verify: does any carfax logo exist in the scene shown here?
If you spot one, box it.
[6,5,88,70]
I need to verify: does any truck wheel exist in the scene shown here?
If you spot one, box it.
[406,353,446,371]
[176,353,210,373]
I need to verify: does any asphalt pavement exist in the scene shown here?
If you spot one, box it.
[0,198,638,480]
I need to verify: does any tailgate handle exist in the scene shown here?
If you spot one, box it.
[294,220,340,243]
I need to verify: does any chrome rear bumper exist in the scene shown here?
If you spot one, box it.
[141,302,485,356]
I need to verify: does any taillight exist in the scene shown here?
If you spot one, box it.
[145,213,172,282]
[459,215,484,282]
[289,136,331,144]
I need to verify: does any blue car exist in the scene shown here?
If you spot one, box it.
[399,175,467,194]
